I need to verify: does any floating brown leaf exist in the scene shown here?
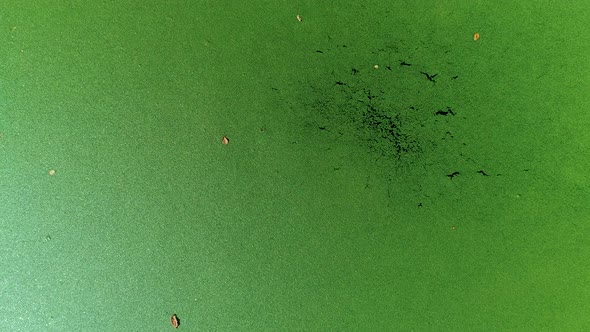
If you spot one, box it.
[171,314,180,329]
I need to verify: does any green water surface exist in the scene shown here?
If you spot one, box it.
[1,1,589,330]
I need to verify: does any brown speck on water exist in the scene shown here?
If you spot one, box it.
[170,314,180,328]
[221,136,229,145]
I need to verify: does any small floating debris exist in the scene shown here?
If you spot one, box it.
[473,32,480,41]
[296,15,302,22]
[170,314,180,328]
[221,136,229,145]
[48,169,56,176]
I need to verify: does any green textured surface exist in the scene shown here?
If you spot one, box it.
[1,1,589,331]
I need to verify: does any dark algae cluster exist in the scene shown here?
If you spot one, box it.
[300,41,463,165]
[274,37,507,206]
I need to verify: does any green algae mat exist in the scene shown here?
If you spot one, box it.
[1,1,589,330]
